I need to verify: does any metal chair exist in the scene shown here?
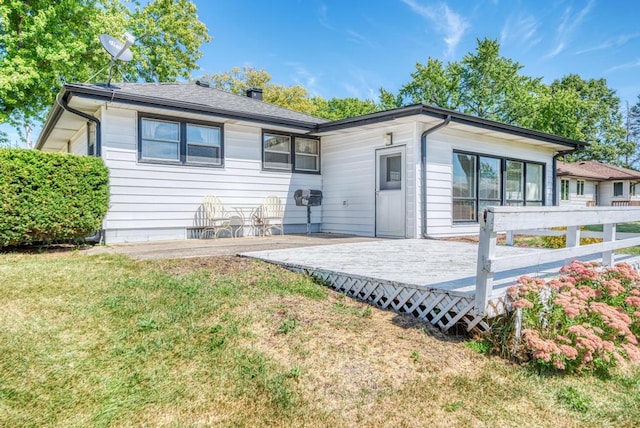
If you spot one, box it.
[200,195,234,238]
[255,195,284,236]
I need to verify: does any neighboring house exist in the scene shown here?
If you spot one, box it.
[557,160,640,207]
[36,82,584,243]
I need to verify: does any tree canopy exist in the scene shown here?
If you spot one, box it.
[199,66,380,120]
[390,38,629,165]
[0,0,210,134]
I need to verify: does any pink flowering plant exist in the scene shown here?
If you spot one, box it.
[507,261,640,373]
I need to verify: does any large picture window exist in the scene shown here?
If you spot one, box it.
[139,114,223,166]
[263,131,320,173]
[452,151,545,222]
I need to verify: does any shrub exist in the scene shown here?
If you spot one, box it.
[541,227,601,249]
[506,261,640,374]
[0,149,109,246]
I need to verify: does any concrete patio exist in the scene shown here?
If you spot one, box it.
[83,233,380,260]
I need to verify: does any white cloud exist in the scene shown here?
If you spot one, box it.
[500,14,538,48]
[285,62,321,94]
[346,29,374,47]
[317,3,334,30]
[402,0,469,58]
[558,0,594,35]
[576,32,640,54]
[545,42,565,59]
[604,58,640,74]
[546,0,594,58]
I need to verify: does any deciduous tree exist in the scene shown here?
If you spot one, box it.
[200,66,319,116]
[201,66,381,120]
[388,38,629,165]
[0,0,210,137]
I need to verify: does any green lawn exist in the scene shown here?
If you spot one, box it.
[1,251,639,427]
[583,222,640,233]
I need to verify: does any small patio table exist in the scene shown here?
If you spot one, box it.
[231,206,259,237]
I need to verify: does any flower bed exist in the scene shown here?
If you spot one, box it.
[506,261,640,373]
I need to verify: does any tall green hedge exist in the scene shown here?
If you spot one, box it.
[0,149,109,247]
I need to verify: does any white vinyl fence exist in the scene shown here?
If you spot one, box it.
[475,206,640,315]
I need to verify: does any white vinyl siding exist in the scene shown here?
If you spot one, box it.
[321,122,417,237]
[100,106,321,243]
[557,178,597,207]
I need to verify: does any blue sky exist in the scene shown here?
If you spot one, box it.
[194,0,640,103]
[7,0,640,145]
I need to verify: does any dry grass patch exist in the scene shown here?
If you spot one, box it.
[0,252,638,427]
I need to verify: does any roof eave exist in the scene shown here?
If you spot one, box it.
[35,90,68,150]
[316,104,586,150]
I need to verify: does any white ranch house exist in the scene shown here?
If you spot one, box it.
[557,160,640,207]
[37,82,584,244]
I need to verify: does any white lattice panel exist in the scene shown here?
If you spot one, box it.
[289,266,493,332]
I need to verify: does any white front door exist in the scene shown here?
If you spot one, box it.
[375,146,406,237]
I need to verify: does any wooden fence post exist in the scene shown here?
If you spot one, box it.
[475,209,496,316]
[603,223,617,266]
[565,225,581,265]
[506,230,514,246]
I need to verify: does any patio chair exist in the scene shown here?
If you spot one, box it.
[254,195,284,236]
[200,195,234,239]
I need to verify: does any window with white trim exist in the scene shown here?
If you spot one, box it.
[262,131,320,173]
[138,114,223,166]
[576,180,585,196]
[561,179,570,201]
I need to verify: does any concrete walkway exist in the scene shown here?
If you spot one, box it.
[83,233,380,260]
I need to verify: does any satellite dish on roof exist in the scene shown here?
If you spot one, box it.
[99,32,135,86]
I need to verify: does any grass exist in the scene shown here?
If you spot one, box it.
[1,251,640,426]
[583,221,640,234]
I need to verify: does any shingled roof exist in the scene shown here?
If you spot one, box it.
[557,160,640,180]
[66,82,328,126]
[37,81,587,152]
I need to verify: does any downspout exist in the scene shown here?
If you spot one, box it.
[421,115,451,238]
[57,94,102,157]
[56,93,104,244]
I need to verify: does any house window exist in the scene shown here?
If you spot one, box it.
[295,138,320,172]
[263,131,320,173]
[505,160,524,206]
[561,179,570,201]
[453,153,477,221]
[138,114,223,166]
[452,151,545,222]
[576,180,585,196]
[186,124,222,165]
[614,182,624,197]
[478,156,501,214]
[526,163,544,206]
[632,183,638,196]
